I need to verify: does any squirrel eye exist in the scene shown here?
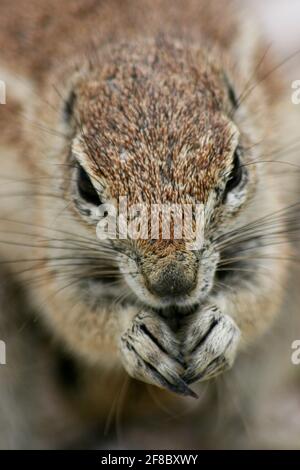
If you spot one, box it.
[77,166,101,206]
[224,148,243,197]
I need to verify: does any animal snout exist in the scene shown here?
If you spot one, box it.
[145,261,196,299]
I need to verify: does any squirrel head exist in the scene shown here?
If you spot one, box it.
[33,38,263,313]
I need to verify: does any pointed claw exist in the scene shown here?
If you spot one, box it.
[182,370,203,385]
[144,358,198,398]
[165,376,199,399]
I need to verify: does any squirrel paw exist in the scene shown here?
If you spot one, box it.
[120,311,198,398]
[182,305,240,384]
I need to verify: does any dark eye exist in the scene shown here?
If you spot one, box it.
[77,166,101,206]
[224,148,243,197]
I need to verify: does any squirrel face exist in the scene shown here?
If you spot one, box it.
[48,40,256,313]
[7,12,289,389]
[0,0,295,407]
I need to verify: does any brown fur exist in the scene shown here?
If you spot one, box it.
[0,0,299,449]
[0,0,238,80]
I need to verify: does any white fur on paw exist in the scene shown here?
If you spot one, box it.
[182,305,240,384]
[120,311,197,398]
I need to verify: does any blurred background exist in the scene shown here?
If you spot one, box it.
[0,0,299,450]
[249,0,300,56]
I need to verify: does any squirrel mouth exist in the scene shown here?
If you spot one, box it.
[152,303,200,318]
[150,303,200,331]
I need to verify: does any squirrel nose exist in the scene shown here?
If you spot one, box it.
[147,262,196,298]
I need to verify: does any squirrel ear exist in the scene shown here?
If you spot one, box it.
[230,15,264,79]
[230,13,285,105]
[200,2,264,80]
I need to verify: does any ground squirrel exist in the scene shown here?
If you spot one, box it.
[0,0,299,449]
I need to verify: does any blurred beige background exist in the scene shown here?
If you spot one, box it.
[246,0,300,55]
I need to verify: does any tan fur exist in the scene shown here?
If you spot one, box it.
[0,0,299,449]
